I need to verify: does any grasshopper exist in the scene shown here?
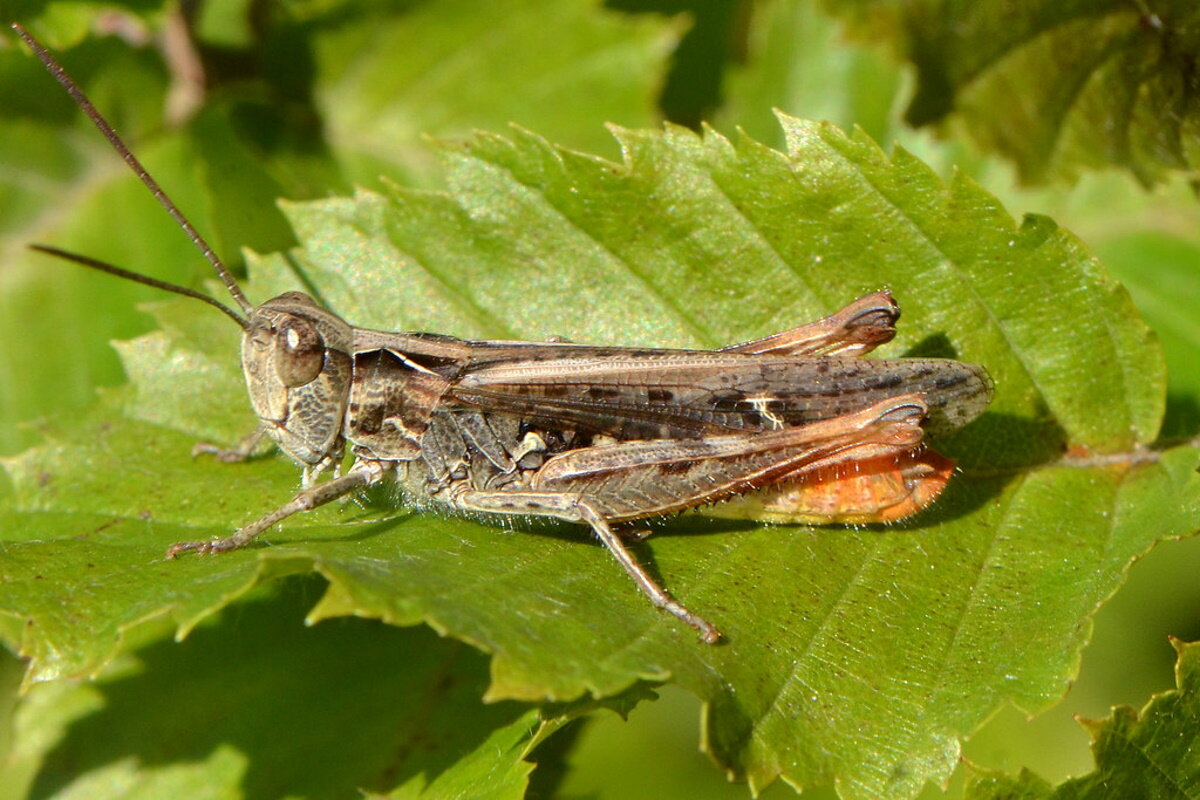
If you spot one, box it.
[15,25,992,643]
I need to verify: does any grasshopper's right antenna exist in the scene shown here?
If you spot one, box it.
[11,22,254,317]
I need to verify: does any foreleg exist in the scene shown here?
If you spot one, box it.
[165,462,388,558]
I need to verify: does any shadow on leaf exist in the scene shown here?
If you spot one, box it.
[29,578,530,800]
[1162,392,1200,442]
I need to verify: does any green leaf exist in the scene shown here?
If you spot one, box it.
[4,116,1197,799]
[0,577,619,799]
[966,638,1200,800]
[820,0,1200,185]
[1098,231,1200,440]
[310,0,681,187]
[719,0,905,151]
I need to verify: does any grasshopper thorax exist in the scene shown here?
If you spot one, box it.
[243,292,355,466]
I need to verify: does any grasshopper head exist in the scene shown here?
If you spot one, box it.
[243,292,354,466]
[14,26,354,470]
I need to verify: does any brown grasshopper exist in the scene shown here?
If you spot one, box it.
[16,25,992,643]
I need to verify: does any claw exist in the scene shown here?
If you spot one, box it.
[165,540,214,559]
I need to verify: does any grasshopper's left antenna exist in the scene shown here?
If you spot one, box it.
[11,22,255,317]
[29,244,249,328]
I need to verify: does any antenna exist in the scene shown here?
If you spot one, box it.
[30,244,248,328]
[11,23,255,317]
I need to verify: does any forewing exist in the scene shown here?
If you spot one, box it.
[449,346,990,440]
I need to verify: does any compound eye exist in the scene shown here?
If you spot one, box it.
[274,316,325,387]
